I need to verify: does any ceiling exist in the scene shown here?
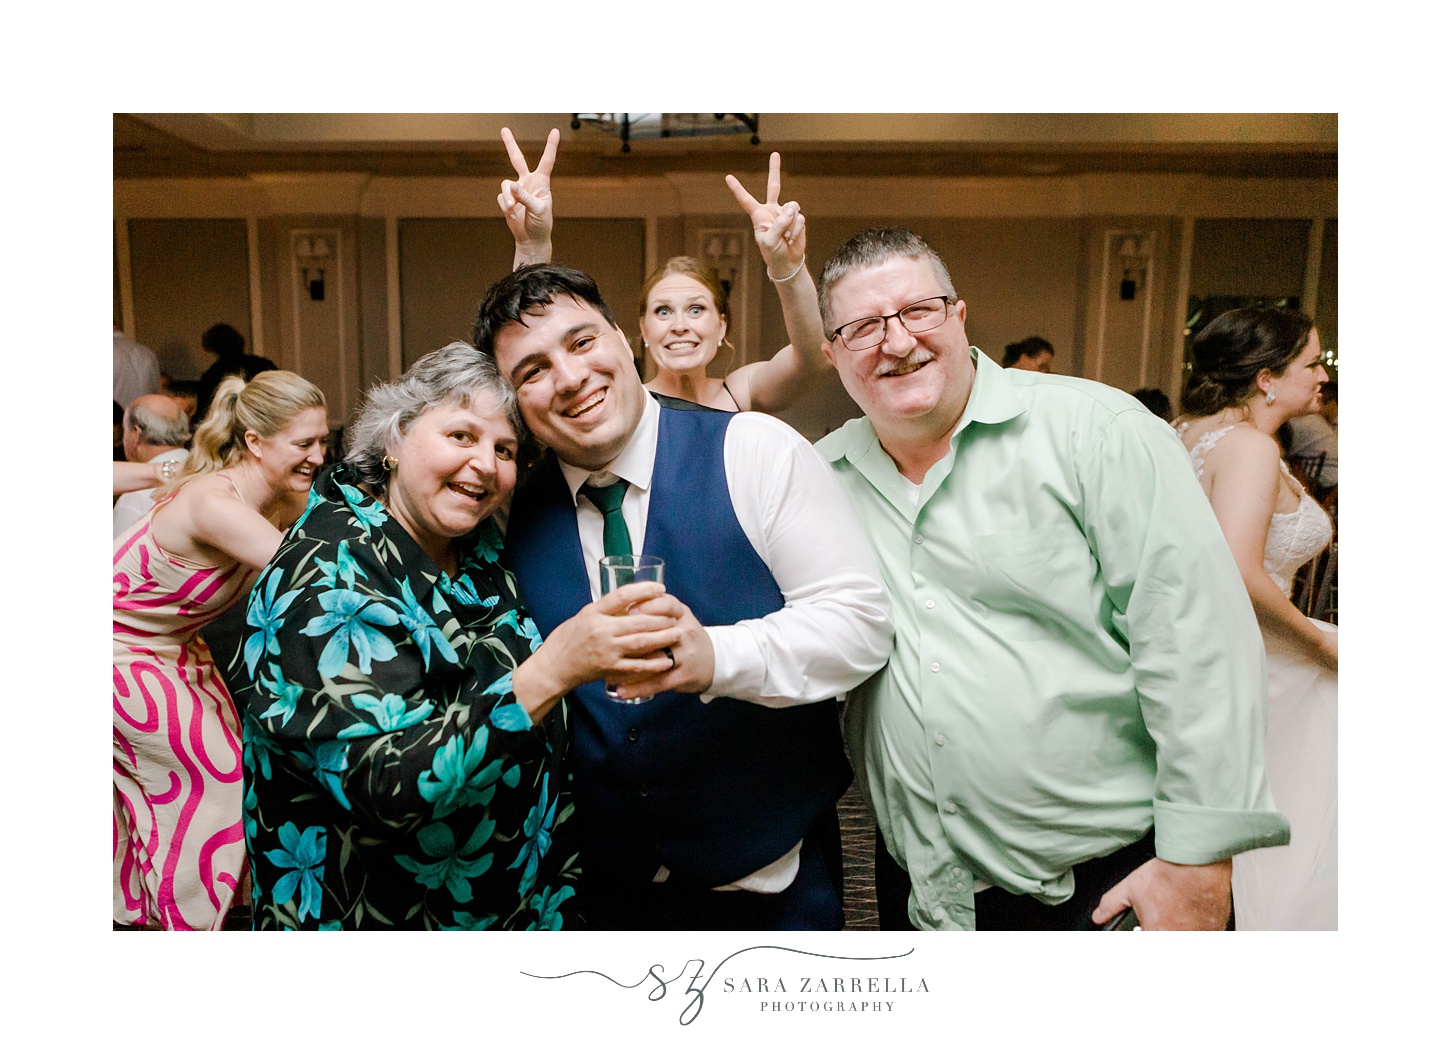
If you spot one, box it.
[115,113,1338,181]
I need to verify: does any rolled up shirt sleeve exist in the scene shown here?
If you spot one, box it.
[1078,408,1290,861]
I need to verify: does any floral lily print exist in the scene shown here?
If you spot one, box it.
[230,462,580,929]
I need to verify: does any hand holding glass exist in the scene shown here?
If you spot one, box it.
[599,555,668,703]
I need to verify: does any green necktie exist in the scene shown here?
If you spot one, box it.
[581,479,632,558]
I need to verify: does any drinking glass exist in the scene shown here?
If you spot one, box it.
[598,554,666,704]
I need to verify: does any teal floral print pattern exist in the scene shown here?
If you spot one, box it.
[233,462,580,930]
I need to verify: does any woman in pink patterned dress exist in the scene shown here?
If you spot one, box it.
[114,371,328,929]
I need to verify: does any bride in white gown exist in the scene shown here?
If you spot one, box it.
[1176,306,1337,931]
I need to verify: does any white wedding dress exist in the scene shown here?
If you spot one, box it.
[1184,424,1338,930]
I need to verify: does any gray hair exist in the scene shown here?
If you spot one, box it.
[344,341,522,491]
[817,227,958,335]
[126,398,191,448]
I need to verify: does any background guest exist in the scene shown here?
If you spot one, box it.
[1284,379,1338,490]
[114,371,328,929]
[114,325,160,414]
[194,322,278,424]
[113,393,192,537]
[1175,306,1337,929]
[1131,387,1172,422]
[1002,335,1054,372]
[233,343,679,929]
[161,376,202,427]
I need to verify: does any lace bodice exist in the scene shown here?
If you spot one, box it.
[1181,423,1334,597]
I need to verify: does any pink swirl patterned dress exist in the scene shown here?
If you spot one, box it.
[113,494,256,930]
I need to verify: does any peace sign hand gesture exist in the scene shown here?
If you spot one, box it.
[498,127,559,255]
[726,152,805,280]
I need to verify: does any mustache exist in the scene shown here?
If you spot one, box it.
[875,349,934,377]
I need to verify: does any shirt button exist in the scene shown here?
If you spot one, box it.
[914,534,924,544]
[626,727,640,742]
[944,801,958,814]
[638,784,649,797]
[935,733,947,746]
[954,881,965,892]
[930,662,941,673]
[925,599,935,609]
[952,866,963,877]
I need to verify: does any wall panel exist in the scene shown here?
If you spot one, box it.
[399,217,646,371]
[128,218,252,380]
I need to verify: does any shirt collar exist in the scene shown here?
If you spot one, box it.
[557,391,659,498]
[949,346,1027,437]
[819,346,1026,465]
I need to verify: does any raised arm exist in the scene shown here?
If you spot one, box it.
[1203,429,1338,670]
[499,127,559,270]
[113,459,167,495]
[721,153,832,414]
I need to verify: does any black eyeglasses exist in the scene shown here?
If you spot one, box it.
[830,296,955,351]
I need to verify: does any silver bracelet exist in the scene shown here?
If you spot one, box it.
[768,257,806,283]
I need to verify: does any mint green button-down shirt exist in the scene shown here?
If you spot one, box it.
[818,349,1290,930]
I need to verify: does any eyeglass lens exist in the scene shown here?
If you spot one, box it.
[841,298,949,350]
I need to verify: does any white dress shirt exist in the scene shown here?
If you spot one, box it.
[555,394,894,891]
[113,330,161,409]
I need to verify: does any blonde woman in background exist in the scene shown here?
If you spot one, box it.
[114,371,329,929]
[498,127,831,415]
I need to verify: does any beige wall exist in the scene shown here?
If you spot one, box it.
[398,217,646,372]
[357,217,392,397]
[1190,218,1312,297]
[127,218,252,381]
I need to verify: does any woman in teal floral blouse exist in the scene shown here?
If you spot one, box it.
[235,343,681,929]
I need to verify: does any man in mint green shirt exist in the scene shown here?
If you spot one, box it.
[814,227,1289,930]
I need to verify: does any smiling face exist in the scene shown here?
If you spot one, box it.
[385,396,518,563]
[823,254,976,439]
[246,406,330,495]
[492,295,645,471]
[639,272,728,376]
[1265,327,1329,416]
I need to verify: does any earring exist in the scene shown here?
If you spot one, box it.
[382,455,398,472]
[1265,388,1276,405]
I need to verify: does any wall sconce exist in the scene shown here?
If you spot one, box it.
[296,234,331,302]
[1117,234,1153,302]
[699,230,746,298]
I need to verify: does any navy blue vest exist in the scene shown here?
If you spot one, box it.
[505,403,851,887]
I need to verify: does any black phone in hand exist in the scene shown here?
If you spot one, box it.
[1100,907,1139,930]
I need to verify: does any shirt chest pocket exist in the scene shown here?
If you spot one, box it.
[963,524,1091,641]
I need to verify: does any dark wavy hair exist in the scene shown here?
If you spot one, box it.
[472,263,618,362]
[1182,306,1314,416]
[1002,336,1054,368]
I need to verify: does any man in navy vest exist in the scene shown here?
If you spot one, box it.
[473,264,892,930]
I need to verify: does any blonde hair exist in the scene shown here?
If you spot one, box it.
[637,256,736,368]
[165,370,326,492]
